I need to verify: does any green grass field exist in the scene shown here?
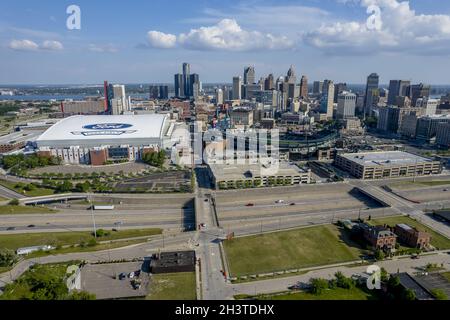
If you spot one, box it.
[240,287,377,300]
[0,205,57,215]
[224,225,366,277]
[0,179,55,197]
[0,228,162,251]
[147,272,196,300]
[368,216,450,250]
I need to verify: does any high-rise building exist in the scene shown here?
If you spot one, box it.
[158,85,169,99]
[388,80,411,105]
[286,65,296,84]
[416,97,439,116]
[108,84,128,114]
[416,115,450,142]
[215,88,224,105]
[337,91,356,119]
[364,73,379,116]
[174,74,183,98]
[264,74,274,90]
[313,81,324,95]
[300,76,308,99]
[436,122,450,147]
[232,76,242,100]
[183,63,191,97]
[190,73,200,98]
[149,85,159,100]
[334,83,348,103]
[410,83,431,107]
[244,66,256,85]
[320,80,334,119]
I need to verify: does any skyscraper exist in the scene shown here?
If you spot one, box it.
[320,80,334,119]
[337,91,357,119]
[158,85,169,99]
[174,74,183,98]
[300,76,308,98]
[410,83,431,107]
[313,81,324,95]
[232,76,242,100]
[183,63,190,97]
[244,66,256,85]
[364,73,379,116]
[190,73,200,98]
[334,83,347,103]
[286,65,296,84]
[388,80,411,105]
[108,84,128,114]
[149,85,159,99]
[215,88,224,105]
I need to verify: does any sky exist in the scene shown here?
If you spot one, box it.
[1,0,450,85]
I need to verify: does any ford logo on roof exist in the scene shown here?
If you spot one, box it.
[83,123,133,130]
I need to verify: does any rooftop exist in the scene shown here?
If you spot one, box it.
[339,151,434,167]
[209,161,309,180]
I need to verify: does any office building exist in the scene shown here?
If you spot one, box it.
[299,75,308,98]
[183,62,191,97]
[337,91,356,119]
[158,85,169,99]
[335,151,441,180]
[388,80,411,105]
[230,108,253,127]
[264,74,274,90]
[313,81,324,95]
[364,73,379,116]
[174,74,183,98]
[320,80,334,119]
[286,65,296,84]
[334,83,348,103]
[149,85,159,100]
[416,97,439,116]
[416,115,450,142]
[410,83,431,107]
[215,88,224,105]
[232,76,242,100]
[436,122,450,147]
[244,66,255,85]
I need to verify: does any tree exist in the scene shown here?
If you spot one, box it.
[374,249,385,261]
[334,271,355,289]
[0,248,18,267]
[56,181,73,193]
[403,288,416,301]
[309,278,329,295]
[8,198,20,206]
[430,289,448,300]
[68,290,96,300]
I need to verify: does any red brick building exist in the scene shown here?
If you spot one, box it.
[394,224,431,249]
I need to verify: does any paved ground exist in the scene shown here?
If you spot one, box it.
[30,162,152,175]
[80,262,149,300]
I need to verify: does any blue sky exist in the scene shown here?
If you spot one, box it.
[1,0,450,84]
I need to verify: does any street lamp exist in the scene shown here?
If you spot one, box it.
[89,193,97,239]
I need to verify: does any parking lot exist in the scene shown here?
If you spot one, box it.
[114,171,192,192]
[80,262,150,300]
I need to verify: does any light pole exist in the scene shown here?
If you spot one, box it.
[89,193,97,239]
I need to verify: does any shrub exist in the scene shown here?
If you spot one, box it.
[8,198,20,206]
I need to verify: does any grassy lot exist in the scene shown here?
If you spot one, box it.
[0,179,55,197]
[0,228,162,251]
[147,272,196,300]
[239,287,377,300]
[0,205,57,215]
[368,216,450,250]
[224,225,366,277]
[442,272,450,283]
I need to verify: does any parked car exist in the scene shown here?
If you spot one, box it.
[119,273,127,280]
[129,272,135,279]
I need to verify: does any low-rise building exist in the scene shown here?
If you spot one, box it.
[359,224,397,251]
[394,224,431,249]
[335,151,441,180]
[208,162,311,190]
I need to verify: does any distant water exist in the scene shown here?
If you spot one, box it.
[0,93,150,101]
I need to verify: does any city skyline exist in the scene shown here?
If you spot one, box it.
[1,0,450,84]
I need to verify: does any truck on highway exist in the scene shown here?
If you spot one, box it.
[92,205,115,210]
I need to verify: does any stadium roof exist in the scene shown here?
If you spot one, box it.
[36,114,169,148]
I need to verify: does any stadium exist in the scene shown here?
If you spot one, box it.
[35,114,176,165]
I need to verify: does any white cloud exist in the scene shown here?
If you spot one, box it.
[41,40,63,51]
[88,43,118,53]
[9,39,39,51]
[9,39,63,52]
[146,19,294,52]
[304,0,450,55]
[146,31,177,49]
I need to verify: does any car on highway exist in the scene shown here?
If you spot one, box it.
[204,199,209,202]
[289,203,296,206]
[444,189,448,192]
[245,203,255,207]
[288,282,303,290]
[6,227,15,231]
[275,200,285,204]
[27,224,36,228]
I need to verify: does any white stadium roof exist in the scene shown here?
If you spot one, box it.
[36,114,169,148]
